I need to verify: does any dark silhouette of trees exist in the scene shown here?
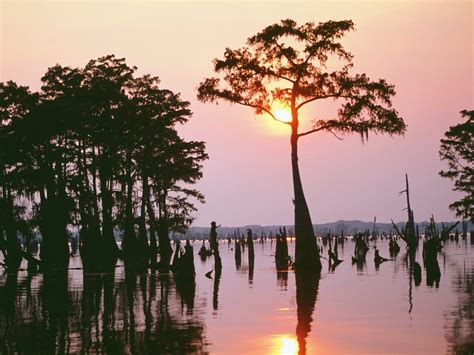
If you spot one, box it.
[0,81,39,270]
[0,55,207,272]
[439,110,473,222]
[197,19,405,271]
[0,270,207,353]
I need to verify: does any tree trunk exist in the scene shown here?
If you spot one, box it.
[39,192,70,271]
[122,149,137,260]
[3,189,22,271]
[291,117,321,271]
[157,191,172,268]
[99,169,118,256]
[404,174,417,250]
[138,192,149,252]
[145,186,158,263]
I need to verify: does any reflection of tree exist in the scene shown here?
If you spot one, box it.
[276,270,288,290]
[295,270,320,355]
[0,272,72,354]
[213,269,221,312]
[445,265,474,353]
[0,271,207,353]
[235,240,242,271]
[175,274,196,315]
[0,273,18,353]
[40,273,70,354]
[425,258,441,288]
[248,253,255,286]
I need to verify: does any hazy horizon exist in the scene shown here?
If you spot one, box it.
[2,0,472,226]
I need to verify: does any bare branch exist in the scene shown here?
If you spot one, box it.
[297,124,344,140]
[297,125,327,138]
[328,128,343,140]
[296,95,326,110]
[296,92,349,110]
[235,101,291,125]
[269,71,296,84]
[391,219,408,243]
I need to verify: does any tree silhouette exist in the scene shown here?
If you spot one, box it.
[0,55,207,272]
[197,19,405,271]
[439,110,473,221]
[0,81,38,269]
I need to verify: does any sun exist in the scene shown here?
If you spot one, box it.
[272,102,292,123]
[278,336,298,355]
[275,108,291,123]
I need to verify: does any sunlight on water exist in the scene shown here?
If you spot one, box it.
[0,238,472,354]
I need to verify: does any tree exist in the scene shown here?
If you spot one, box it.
[0,55,208,272]
[197,19,405,271]
[125,74,207,268]
[439,110,473,221]
[0,81,38,270]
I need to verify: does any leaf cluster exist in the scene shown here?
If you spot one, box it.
[197,19,405,140]
[0,55,208,238]
[439,110,473,221]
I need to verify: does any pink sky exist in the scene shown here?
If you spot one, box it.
[1,1,472,226]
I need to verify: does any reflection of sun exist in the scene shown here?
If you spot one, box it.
[273,102,292,123]
[278,336,298,355]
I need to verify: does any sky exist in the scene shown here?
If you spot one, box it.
[1,0,472,226]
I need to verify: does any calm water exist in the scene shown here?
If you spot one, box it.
[0,238,472,354]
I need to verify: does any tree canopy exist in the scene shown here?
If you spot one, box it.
[198,19,406,140]
[439,110,473,221]
[0,55,208,271]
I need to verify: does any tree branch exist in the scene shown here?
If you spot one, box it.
[269,71,295,84]
[297,124,343,140]
[296,94,336,110]
[391,219,408,243]
[235,101,291,125]
[328,128,343,140]
[297,125,327,138]
[273,39,297,68]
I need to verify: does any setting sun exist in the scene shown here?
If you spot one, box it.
[277,336,298,355]
[273,103,292,123]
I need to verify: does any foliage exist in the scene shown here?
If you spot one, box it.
[439,110,473,221]
[197,19,406,140]
[0,55,207,267]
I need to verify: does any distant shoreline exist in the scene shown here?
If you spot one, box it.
[183,219,472,238]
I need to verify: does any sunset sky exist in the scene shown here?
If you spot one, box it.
[1,1,472,226]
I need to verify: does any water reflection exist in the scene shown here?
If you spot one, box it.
[295,269,320,355]
[0,239,472,354]
[276,269,289,291]
[0,269,207,354]
[444,251,473,353]
[213,269,221,312]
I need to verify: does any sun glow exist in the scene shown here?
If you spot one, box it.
[272,102,292,123]
[277,336,298,355]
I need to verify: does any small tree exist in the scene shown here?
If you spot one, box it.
[197,19,405,271]
[439,110,473,221]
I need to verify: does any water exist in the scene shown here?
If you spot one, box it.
[0,238,473,354]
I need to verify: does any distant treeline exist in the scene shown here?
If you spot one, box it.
[181,220,471,239]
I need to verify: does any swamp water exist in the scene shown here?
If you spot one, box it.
[0,238,472,354]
